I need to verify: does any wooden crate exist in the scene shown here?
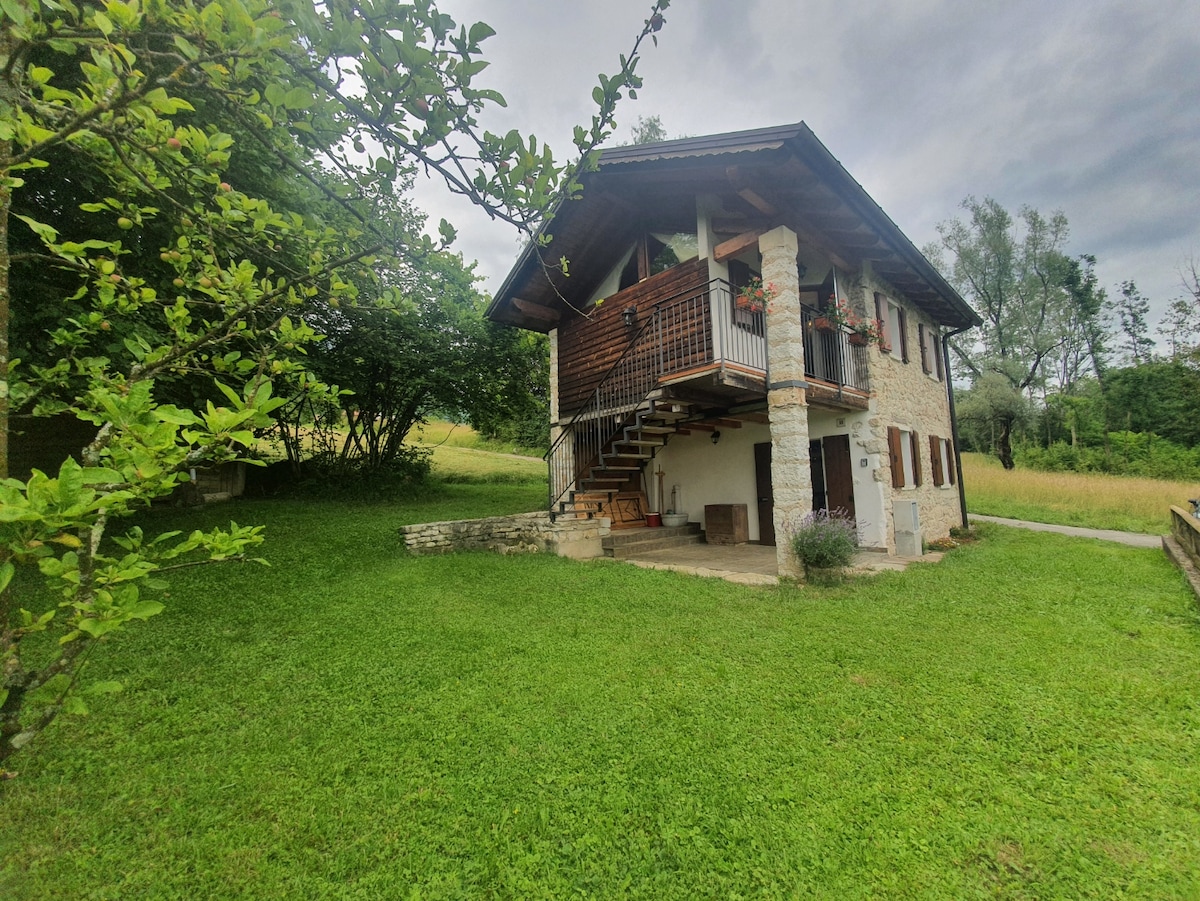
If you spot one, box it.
[705,503,748,545]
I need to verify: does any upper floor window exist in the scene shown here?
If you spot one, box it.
[918,323,944,380]
[875,292,908,362]
[618,231,699,290]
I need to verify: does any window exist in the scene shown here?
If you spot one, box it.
[888,426,922,488]
[617,231,699,290]
[919,324,945,381]
[875,292,908,362]
[929,435,956,487]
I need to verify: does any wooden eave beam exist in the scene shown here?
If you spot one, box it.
[714,228,767,263]
[511,297,560,326]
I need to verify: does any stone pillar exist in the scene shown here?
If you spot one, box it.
[760,226,811,578]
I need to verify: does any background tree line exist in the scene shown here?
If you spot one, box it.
[929,197,1200,479]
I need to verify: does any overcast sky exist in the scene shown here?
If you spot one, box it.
[414,0,1200,330]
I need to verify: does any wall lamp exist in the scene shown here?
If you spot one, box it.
[622,305,638,327]
[711,430,721,445]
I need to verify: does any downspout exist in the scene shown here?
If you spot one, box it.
[942,325,972,528]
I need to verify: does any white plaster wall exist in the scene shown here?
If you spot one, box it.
[649,422,771,541]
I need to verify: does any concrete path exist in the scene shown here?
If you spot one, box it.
[968,514,1162,548]
[618,543,944,586]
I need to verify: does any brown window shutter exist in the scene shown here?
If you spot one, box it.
[947,438,957,485]
[918,324,930,374]
[929,434,943,486]
[910,430,922,486]
[933,333,945,381]
[887,426,904,488]
[898,307,909,363]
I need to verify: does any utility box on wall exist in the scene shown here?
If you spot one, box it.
[894,500,921,556]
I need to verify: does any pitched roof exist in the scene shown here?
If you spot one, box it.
[487,121,980,332]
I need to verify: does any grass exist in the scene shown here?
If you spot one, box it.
[2,487,1199,897]
[963,452,1198,534]
[412,419,547,460]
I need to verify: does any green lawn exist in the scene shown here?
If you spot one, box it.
[2,488,1199,898]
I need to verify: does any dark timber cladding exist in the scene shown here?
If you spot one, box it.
[557,258,709,417]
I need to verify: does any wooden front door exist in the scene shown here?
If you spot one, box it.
[754,441,775,546]
[821,434,856,520]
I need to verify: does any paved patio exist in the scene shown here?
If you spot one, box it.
[616,542,944,586]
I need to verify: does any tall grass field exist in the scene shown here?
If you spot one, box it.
[962,452,1198,534]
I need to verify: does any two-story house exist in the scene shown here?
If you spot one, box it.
[487,122,981,577]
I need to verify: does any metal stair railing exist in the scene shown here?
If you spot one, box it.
[546,279,725,516]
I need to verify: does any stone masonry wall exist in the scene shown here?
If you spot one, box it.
[858,267,962,551]
[1170,505,1200,568]
[400,512,610,560]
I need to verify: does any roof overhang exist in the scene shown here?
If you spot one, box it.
[487,122,981,333]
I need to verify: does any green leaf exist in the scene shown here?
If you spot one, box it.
[0,561,13,594]
[468,22,496,43]
[14,213,59,243]
[283,87,313,110]
[129,600,164,620]
[92,11,113,36]
[0,0,29,29]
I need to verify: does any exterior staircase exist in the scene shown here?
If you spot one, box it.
[602,522,704,559]
[554,399,692,523]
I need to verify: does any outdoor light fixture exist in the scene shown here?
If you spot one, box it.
[623,305,637,327]
[711,430,721,445]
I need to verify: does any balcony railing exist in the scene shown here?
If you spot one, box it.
[546,279,870,514]
[801,306,870,393]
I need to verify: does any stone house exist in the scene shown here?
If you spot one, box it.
[486,122,981,576]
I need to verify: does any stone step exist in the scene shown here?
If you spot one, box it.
[602,523,701,547]
[606,533,705,559]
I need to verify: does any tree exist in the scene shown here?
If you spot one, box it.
[1112,279,1154,366]
[1,0,671,767]
[931,197,1093,467]
[955,373,1035,468]
[1157,258,1200,362]
[1101,361,1200,448]
[628,114,667,144]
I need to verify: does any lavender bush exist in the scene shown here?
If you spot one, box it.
[789,509,858,575]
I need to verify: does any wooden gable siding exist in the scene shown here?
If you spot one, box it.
[557,257,709,416]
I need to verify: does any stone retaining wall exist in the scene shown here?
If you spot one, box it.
[400,512,610,559]
[1169,505,1200,562]
[1165,506,1200,603]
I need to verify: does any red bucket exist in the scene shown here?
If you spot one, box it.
[645,512,663,527]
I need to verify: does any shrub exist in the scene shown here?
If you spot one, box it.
[789,509,858,576]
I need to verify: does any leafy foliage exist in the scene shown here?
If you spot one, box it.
[0,0,672,765]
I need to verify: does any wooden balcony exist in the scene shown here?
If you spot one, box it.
[627,279,870,408]
[547,278,871,517]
